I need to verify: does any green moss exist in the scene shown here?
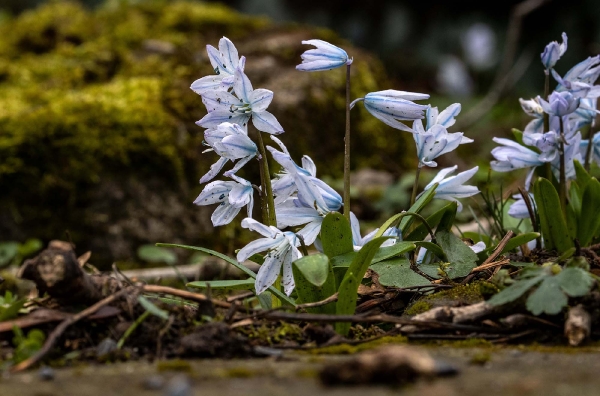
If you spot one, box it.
[156,359,192,373]
[470,350,492,365]
[306,335,408,355]
[222,367,257,378]
[450,338,494,348]
[404,300,433,316]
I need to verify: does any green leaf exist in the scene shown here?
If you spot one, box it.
[488,273,546,306]
[555,267,594,297]
[137,295,169,320]
[435,231,478,278]
[574,160,592,191]
[0,242,19,268]
[370,258,430,288]
[320,212,354,259]
[498,232,540,255]
[578,178,600,246]
[435,201,458,234]
[399,184,438,232]
[187,279,256,291]
[404,202,456,241]
[512,129,525,145]
[292,254,336,314]
[335,237,389,335]
[526,276,567,316]
[156,243,296,307]
[533,177,573,253]
[137,245,177,265]
[17,239,43,259]
[0,298,25,321]
[330,242,416,269]
[414,241,447,262]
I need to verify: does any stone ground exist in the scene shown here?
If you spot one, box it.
[2,346,600,396]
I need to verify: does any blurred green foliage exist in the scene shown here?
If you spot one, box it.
[0,1,407,263]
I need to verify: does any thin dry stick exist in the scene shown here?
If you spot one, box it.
[296,293,338,311]
[11,287,136,372]
[462,231,514,285]
[142,285,231,309]
[471,258,511,273]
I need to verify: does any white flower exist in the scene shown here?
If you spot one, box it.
[199,122,258,183]
[490,138,545,172]
[413,104,472,167]
[237,218,302,295]
[190,37,245,94]
[353,90,430,132]
[419,166,480,211]
[197,68,284,134]
[193,174,254,226]
[508,194,534,219]
[296,39,352,72]
[350,212,399,251]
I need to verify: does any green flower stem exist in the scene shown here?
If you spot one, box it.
[255,127,277,227]
[558,116,567,216]
[410,163,423,206]
[584,124,594,171]
[343,63,352,221]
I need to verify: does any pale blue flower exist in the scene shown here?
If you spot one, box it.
[490,138,544,172]
[352,90,430,132]
[413,104,472,167]
[350,212,400,251]
[193,174,254,226]
[296,40,352,72]
[541,32,567,70]
[190,37,245,94]
[553,55,600,89]
[197,68,284,134]
[522,131,559,162]
[550,131,582,180]
[508,194,534,219]
[237,218,302,295]
[537,91,580,117]
[419,166,480,211]
[199,122,258,183]
[519,98,547,134]
[268,137,342,213]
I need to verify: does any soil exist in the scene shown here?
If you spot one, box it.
[2,346,600,396]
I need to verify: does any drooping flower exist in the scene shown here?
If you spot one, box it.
[350,212,400,251]
[352,90,430,132]
[537,91,580,117]
[197,68,284,134]
[413,104,472,167]
[193,174,254,226]
[199,122,258,183]
[552,55,600,95]
[236,218,301,295]
[522,131,560,162]
[540,32,567,70]
[296,39,352,72]
[190,37,245,94]
[419,166,480,211]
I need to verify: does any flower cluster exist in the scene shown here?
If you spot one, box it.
[490,32,600,218]
[190,36,480,295]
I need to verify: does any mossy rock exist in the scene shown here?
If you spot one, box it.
[0,1,413,266]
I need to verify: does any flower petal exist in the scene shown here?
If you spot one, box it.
[252,111,284,134]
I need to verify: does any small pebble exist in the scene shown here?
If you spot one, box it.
[164,374,191,396]
[96,338,118,357]
[142,375,165,390]
[37,366,55,381]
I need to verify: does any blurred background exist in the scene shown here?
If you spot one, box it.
[0,0,598,270]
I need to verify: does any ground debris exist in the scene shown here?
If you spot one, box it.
[177,322,252,358]
[319,345,458,386]
[565,304,591,346]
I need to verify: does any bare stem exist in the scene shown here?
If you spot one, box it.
[585,124,594,171]
[410,163,423,206]
[558,116,567,215]
[343,63,352,220]
[255,127,277,227]
[543,70,550,132]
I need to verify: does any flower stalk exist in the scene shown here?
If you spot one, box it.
[255,127,277,227]
[558,116,567,215]
[411,164,422,206]
[343,63,352,221]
